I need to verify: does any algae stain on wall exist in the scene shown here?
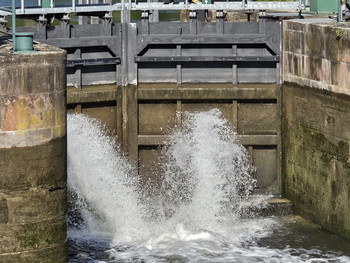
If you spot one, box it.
[282,83,350,239]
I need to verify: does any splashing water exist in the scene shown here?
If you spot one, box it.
[153,109,259,232]
[67,111,350,263]
[67,114,148,243]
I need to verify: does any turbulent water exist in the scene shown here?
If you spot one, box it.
[67,110,350,263]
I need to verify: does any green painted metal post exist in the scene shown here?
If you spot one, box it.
[12,0,16,51]
[42,0,55,8]
[8,0,34,52]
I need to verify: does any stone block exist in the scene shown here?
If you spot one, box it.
[0,199,8,224]
[6,188,66,223]
[324,25,344,62]
[0,242,67,263]
[0,51,66,96]
[283,20,307,32]
[342,28,350,64]
[0,217,66,254]
[284,84,350,142]
[320,58,331,84]
[282,51,292,75]
[305,29,325,59]
[288,30,305,55]
[331,62,348,89]
[0,138,66,191]
[283,30,290,52]
[308,56,322,82]
[1,93,55,132]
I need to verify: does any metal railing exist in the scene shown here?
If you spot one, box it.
[0,0,303,16]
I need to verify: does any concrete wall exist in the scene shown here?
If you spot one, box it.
[283,19,350,239]
[0,40,67,261]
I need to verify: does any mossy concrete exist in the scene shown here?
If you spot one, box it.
[0,41,67,262]
[282,83,350,239]
[283,19,350,240]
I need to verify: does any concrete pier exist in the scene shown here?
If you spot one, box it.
[0,40,67,261]
[283,19,350,239]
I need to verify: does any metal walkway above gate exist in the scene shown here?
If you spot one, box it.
[0,1,303,18]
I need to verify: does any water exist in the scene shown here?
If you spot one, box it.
[67,110,350,263]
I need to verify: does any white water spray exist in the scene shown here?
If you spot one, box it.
[156,109,257,232]
[67,111,350,262]
[67,110,269,241]
[67,114,148,243]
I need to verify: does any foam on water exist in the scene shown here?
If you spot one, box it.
[67,110,350,262]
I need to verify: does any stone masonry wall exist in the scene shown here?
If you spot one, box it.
[283,19,350,95]
[283,19,350,239]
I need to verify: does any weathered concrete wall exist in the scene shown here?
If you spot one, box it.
[283,20,350,239]
[0,40,67,261]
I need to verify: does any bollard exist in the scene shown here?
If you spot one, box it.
[15,32,34,52]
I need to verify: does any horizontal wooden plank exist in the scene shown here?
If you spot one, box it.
[67,87,117,104]
[138,135,168,146]
[238,135,278,146]
[138,86,277,100]
[138,134,277,146]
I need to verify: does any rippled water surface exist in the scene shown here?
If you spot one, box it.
[68,216,350,263]
[67,111,350,263]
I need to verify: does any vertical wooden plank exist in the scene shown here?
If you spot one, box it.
[232,100,238,130]
[128,85,139,164]
[176,100,182,128]
[116,85,123,143]
[248,146,253,165]
[122,85,138,164]
[122,85,128,153]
